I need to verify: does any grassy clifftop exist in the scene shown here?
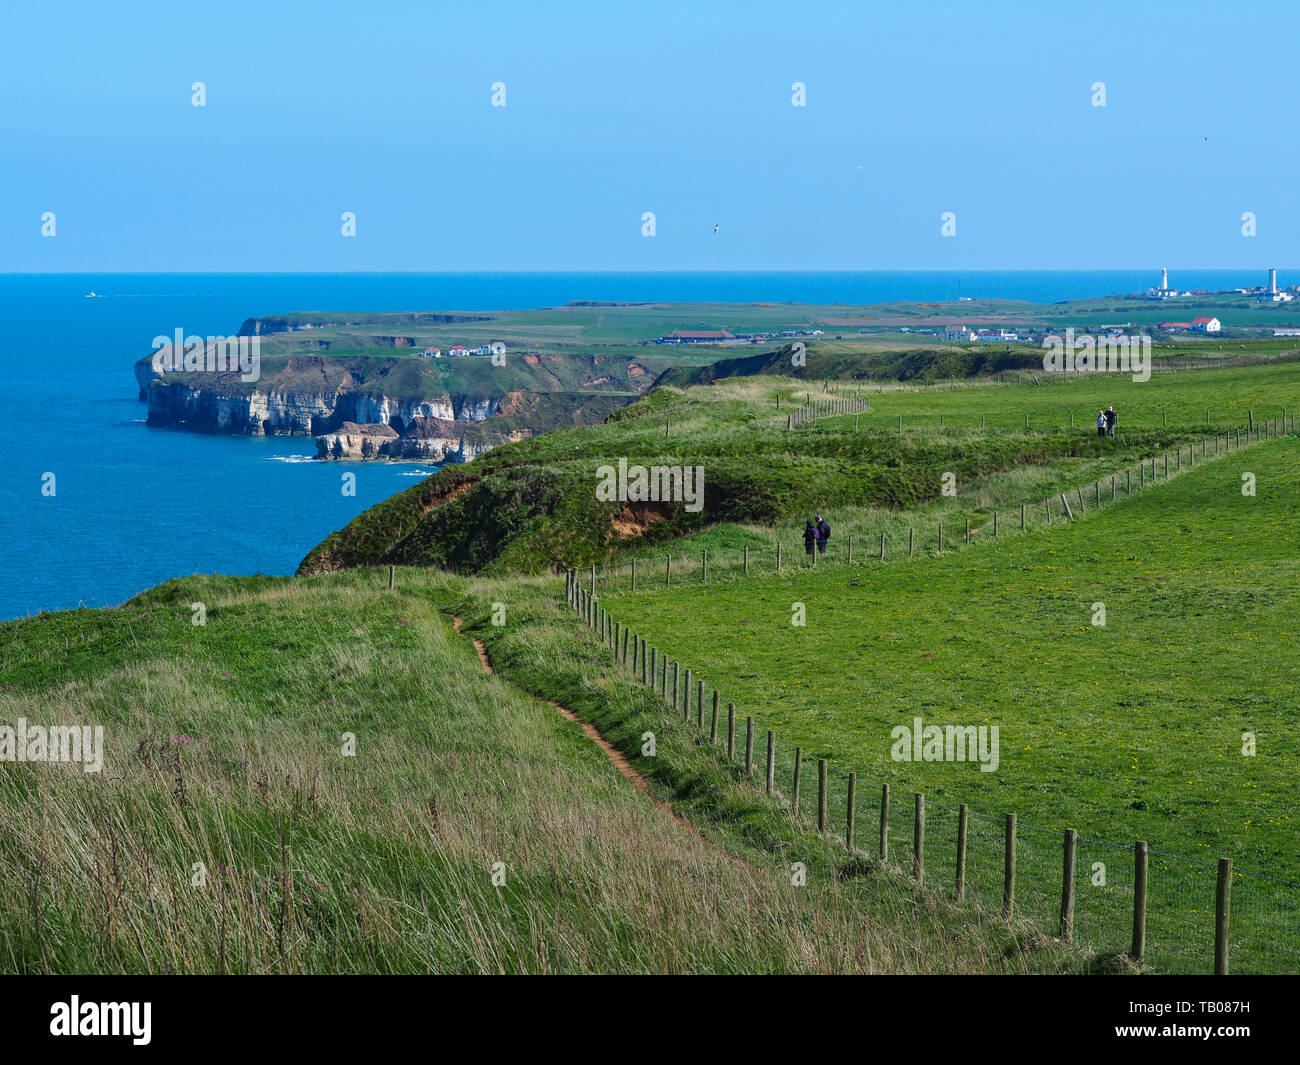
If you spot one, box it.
[0,568,1078,973]
[299,353,1299,576]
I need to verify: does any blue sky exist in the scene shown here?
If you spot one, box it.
[2,0,1296,271]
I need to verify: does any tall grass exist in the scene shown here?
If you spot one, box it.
[0,572,1082,973]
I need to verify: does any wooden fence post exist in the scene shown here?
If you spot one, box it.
[672,662,679,711]
[818,760,827,832]
[1021,503,1026,530]
[908,527,914,559]
[631,558,636,592]
[696,680,705,728]
[743,546,749,575]
[1061,828,1077,942]
[1133,841,1148,963]
[1003,813,1017,919]
[388,565,395,590]
[765,730,775,795]
[1215,858,1232,975]
[744,717,754,778]
[792,747,802,819]
[880,783,889,859]
[913,793,925,883]
[880,530,886,560]
[777,542,782,574]
[937,522,943,551]
[726,702,736,760]
[993,511,998,537]
[846,773,857,852]
[956,804,968,902]
[701,549,707,583]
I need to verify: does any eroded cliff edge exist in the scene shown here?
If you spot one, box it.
[134,348,649,462]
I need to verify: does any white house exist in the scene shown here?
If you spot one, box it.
[1191,317,1221,333]
[448,346,470,357]
[420,347,442,358]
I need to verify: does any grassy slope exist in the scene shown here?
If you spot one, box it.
[299,359,1300,578]
[0,570,1081,974]
[602,436,1300,970]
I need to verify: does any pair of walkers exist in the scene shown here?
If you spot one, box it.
[1096,406,1117,438]
[804,514,831,556]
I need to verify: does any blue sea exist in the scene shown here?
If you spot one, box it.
[0,270,1284,621]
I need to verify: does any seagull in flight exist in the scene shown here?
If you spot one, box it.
[713,222,719,234]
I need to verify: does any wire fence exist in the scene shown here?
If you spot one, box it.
[563,415,1300,972]
[576,412,1294,596]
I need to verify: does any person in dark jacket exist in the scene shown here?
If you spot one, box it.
[1105,406,1117,437]
[816,514,831,554]
[804,518,819,556]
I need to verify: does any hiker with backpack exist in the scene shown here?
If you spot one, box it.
[816,514,831,555]
[804,518,819,556]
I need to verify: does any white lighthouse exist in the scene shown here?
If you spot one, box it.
[1149,267,1178,300]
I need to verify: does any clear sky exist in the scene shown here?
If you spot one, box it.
[2,0,1296,272]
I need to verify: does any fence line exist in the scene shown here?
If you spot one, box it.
[565,572,1298,973]
[561,412,1299,973]
[582,412,1292,597]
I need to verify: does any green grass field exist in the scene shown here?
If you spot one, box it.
[602,434,1300,971]
[0,569,1087,974]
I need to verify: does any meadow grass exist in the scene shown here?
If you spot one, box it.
[603,436,1300,972]
[0,569,1085,974]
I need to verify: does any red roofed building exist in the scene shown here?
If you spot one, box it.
[1158,321,1191,332]
[1191,316,1222,333]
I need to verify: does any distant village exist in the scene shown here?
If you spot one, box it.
[653,267,1299,347]
[418,342,505,358]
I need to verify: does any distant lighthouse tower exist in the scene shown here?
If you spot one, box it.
[1161,267,1168,291]
[1269,267,1278,294]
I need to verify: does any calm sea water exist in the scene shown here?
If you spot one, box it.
[0,270,1280,620]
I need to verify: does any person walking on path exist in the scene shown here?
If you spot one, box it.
[1096,410,1107,438]
[1105,406,1117,437]
[816,514,831,555]
[804,518,819,556]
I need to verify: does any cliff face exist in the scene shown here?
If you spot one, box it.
[315,416,528,463]
[134,338,642,468]
[143,377,498,436]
